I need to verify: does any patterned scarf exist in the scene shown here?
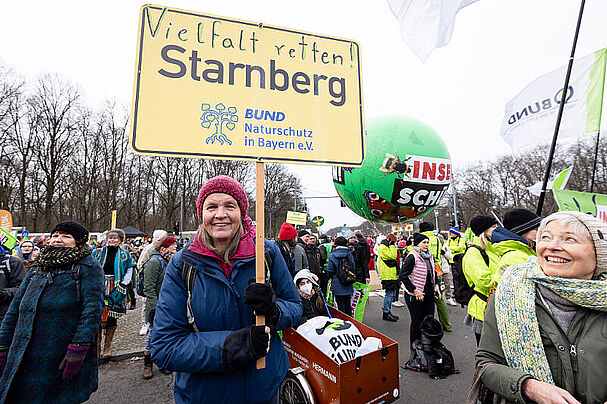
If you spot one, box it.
[159,247,174,262]
[36,244,92,270]
[495,257,607,383]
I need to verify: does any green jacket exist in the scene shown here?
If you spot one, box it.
[476,292,607,403]
[143,250,168,322]
[378,242,398,281]
[446,236,466,263]
[320,241,333,272]
[461,238,499,322]
[421,231,442,270]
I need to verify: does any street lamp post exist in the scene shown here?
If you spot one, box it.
[267,196,280,238]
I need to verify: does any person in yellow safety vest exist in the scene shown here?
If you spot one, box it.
[445,227,465,307]
[378,234,400,322]
[462,215,500,345]
[419,222,452,332]
[446,228,466,263]
[490,208,540,283]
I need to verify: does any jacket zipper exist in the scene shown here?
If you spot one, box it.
[569,312,588,379]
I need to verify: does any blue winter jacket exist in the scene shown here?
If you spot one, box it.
[150,240,302,404]
[327,246,355,296]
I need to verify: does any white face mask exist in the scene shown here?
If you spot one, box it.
[300,283,313,296]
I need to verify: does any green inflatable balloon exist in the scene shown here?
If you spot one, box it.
[333,115,451,223]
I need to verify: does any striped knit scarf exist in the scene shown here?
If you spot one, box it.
[159,247,174,262]
[495,257,607,384]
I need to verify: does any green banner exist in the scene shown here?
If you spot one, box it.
[0,228,17,250]
[553,189,607,223]
[326,280,371,322]
[351,282,371,322]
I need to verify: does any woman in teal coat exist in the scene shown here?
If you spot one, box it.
[92,228,134,359]
[0,221,104,403]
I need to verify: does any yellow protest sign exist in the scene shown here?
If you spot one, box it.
[130,5,364,166]
[286,211,307,226]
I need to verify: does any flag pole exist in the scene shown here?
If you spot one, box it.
[536,0,586,215]
[590,131,601,193]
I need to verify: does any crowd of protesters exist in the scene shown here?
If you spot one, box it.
[0,174,604,403]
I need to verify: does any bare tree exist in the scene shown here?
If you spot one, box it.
[28,74,80,228]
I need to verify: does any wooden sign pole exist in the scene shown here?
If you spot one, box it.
[255,161,266,369]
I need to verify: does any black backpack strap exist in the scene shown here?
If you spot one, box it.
[71,264,83,303]
[475,291,488,302]
[264,251,273,286]
[181,263,200,332]
[469,245,490,267]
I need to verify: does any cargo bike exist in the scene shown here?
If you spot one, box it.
[279,307,400,404]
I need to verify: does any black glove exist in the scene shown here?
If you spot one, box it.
[222,325,268,371]
[244,281,280,325]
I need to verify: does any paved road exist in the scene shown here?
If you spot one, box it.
[86,358,174,404]
[86,294,477,403]
[365,292,477,403]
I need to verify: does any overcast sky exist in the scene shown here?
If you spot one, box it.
[2,0,606,231]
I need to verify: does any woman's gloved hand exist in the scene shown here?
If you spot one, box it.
[222,325,270,371]
[59,344,90,380]
[0,350,8,377]
[244,282,280,325]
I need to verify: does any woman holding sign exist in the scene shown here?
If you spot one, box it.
[150,175,302,403]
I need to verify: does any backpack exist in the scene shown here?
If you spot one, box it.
[1,256,11,280]
[336,256,356,285]
[405,316,458,379]
[451,245,489,306]
[136,255,166,297]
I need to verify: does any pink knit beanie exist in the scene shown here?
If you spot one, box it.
[196,175,249,220]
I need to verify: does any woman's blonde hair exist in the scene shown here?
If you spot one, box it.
[478,232,489,250]
[197,222,243,263]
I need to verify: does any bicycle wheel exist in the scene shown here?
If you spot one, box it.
[279,368,315,404]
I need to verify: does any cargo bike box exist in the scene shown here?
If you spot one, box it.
[280,307,399,404]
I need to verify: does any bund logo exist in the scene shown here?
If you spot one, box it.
[200,103,238,146]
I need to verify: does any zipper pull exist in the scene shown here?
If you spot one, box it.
[570,344,577,356]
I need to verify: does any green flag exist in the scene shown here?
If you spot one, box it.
[527,166,573,197]
[326,280,371,322]
[0,228,17,250]
[553,189,607,223]
[351,282,371,322]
